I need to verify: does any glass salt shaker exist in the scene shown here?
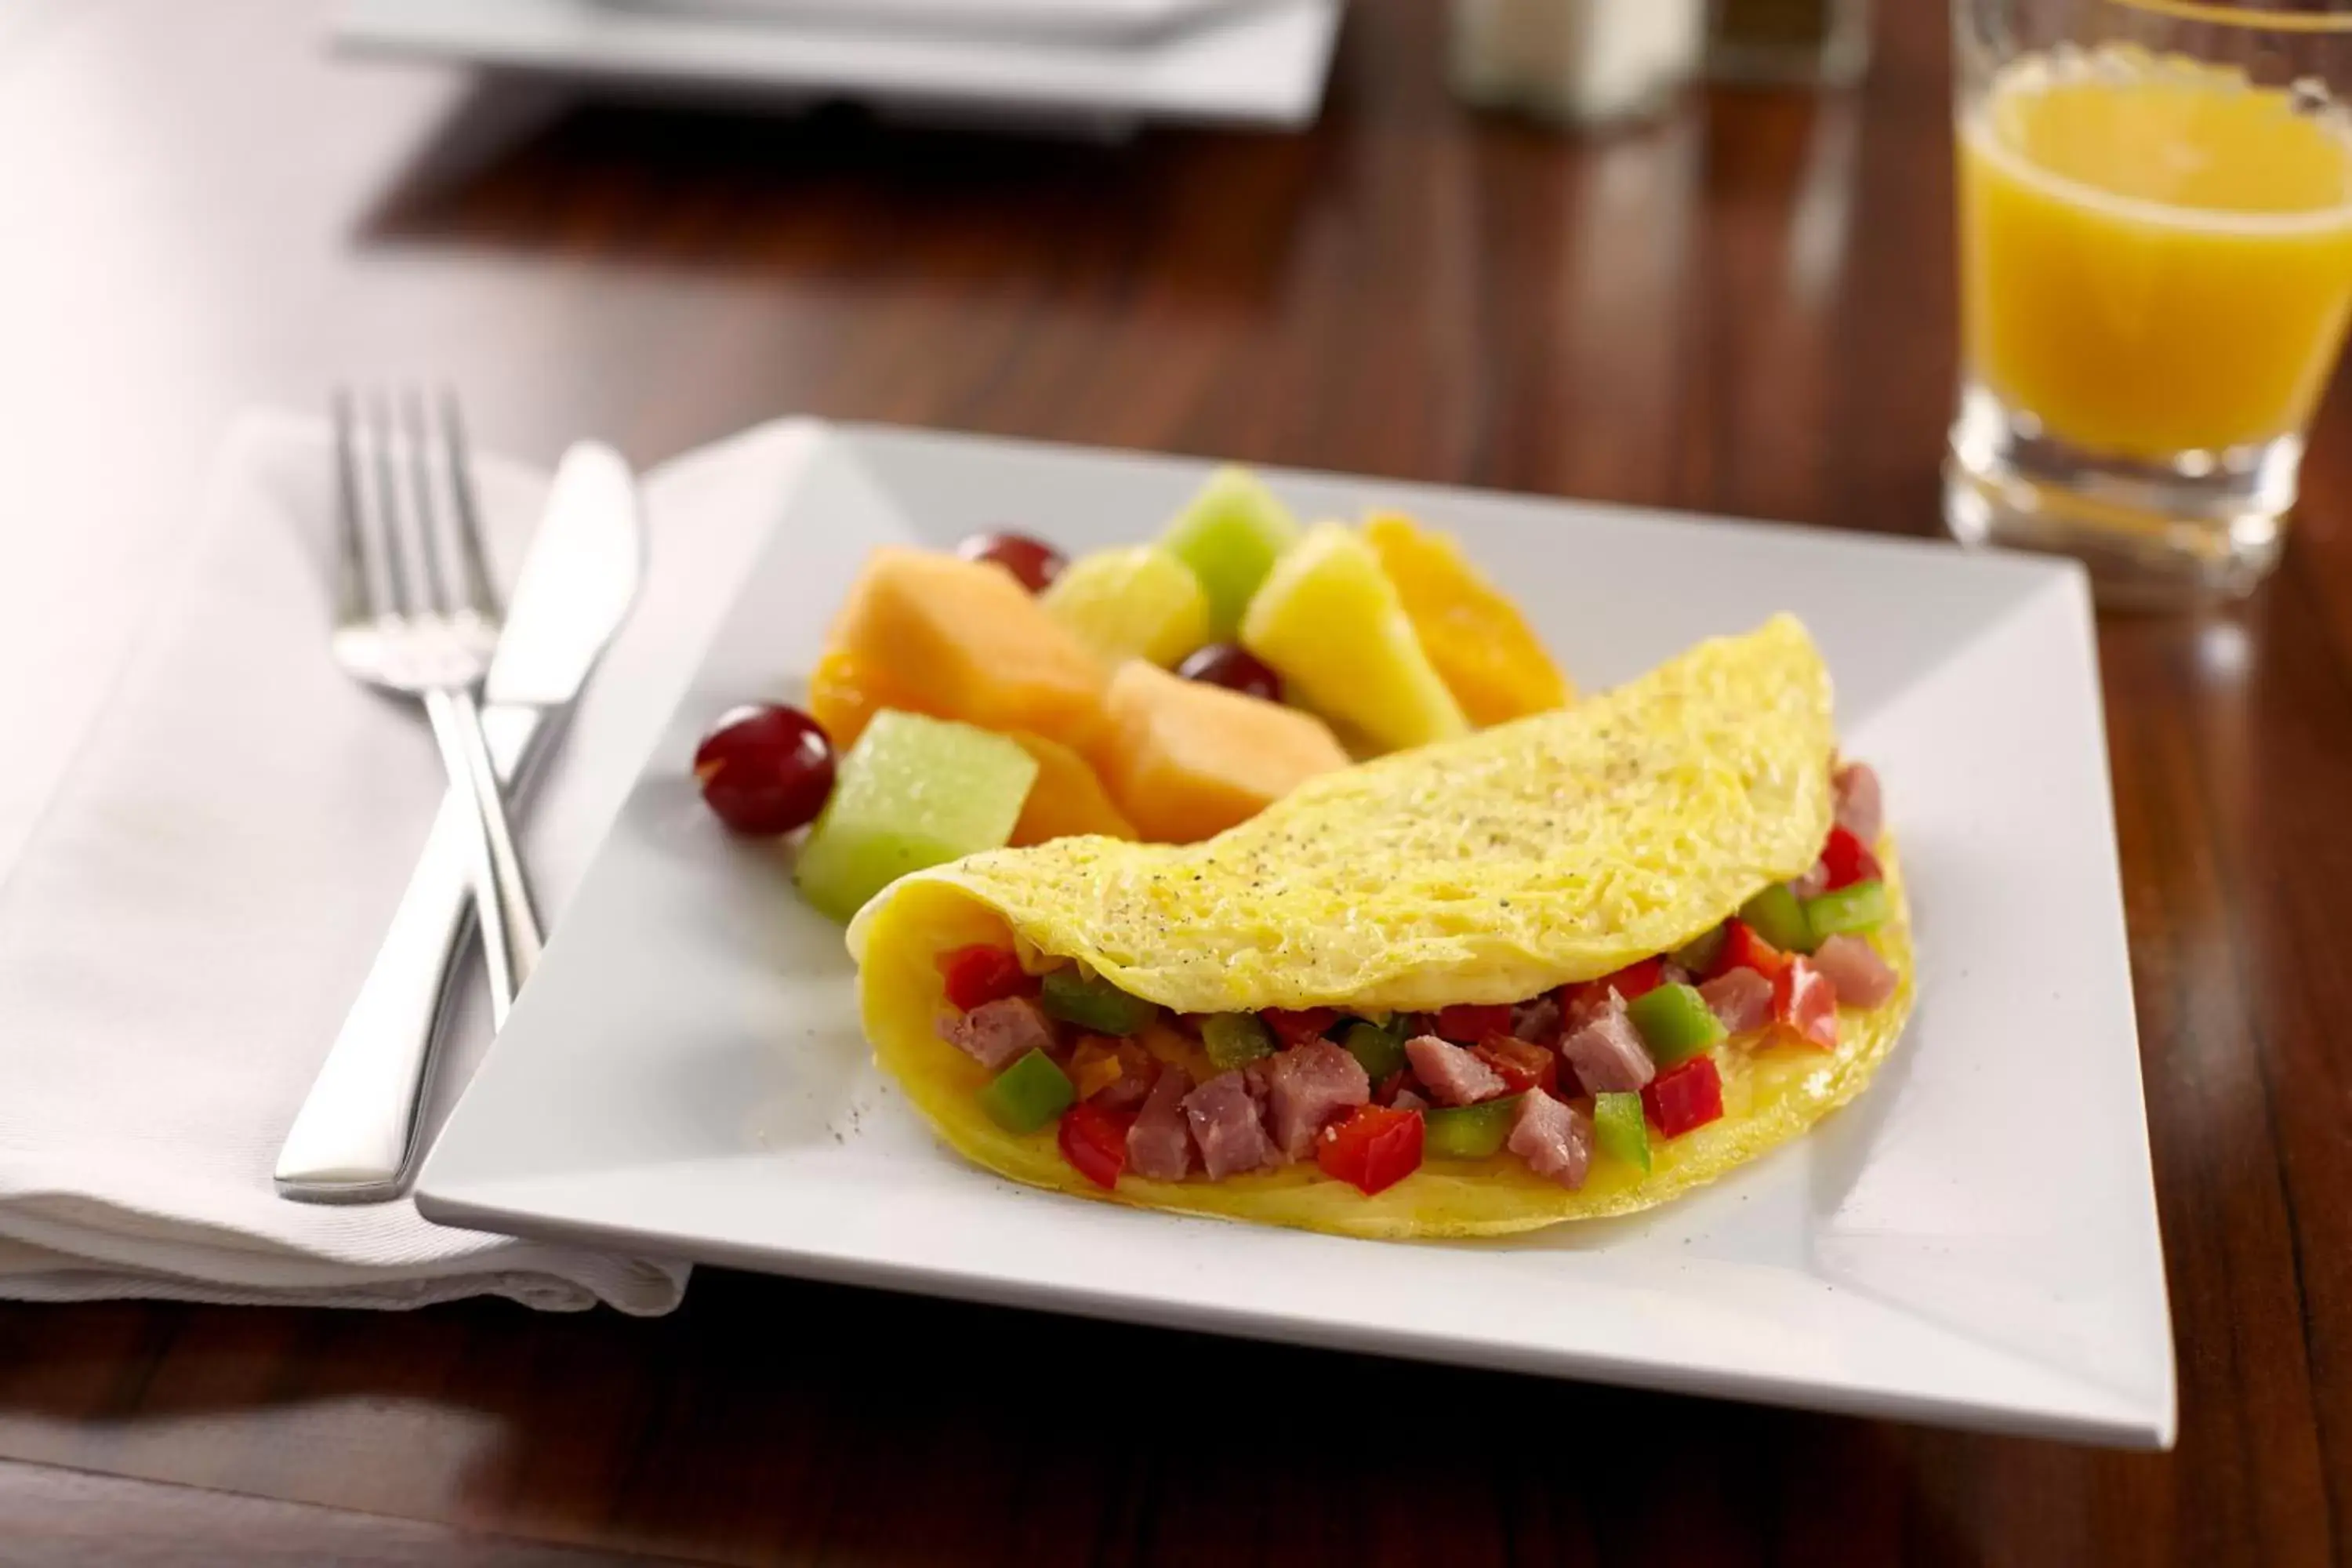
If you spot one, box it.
[1450,0,1707,128]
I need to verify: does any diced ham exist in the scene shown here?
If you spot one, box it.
[1511,995,1563,1046]
[1265,1040,1371,1160]
[1556,1001,1654,1093]
[938,996,1056,1071]
[1404,1035,1508,1106]
[1240,1057,1276,1119]
[1390,1089,1430,1113]
[1813,934,1899,1008]
[1094,1037,1162,1112]
[1790,861,1830,900]
[1563,984,1622,1033]
[1834,760,1883,845]
[1126,1065,1196,1181]
[1698,967,1775,1035]
[1507,1091,1592,1189]
[1183,1071,1279,1179]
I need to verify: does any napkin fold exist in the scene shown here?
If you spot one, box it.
[0,410,814,1312]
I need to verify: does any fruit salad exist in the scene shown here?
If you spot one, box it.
[690,467,1575,924]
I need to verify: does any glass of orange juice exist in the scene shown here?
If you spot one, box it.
[1947,0,2352,604]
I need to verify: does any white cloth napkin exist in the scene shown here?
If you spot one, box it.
[0,410,815,1312]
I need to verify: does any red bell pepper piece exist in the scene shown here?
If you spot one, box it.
[1057,1102,1135,1189]
[1707,920,1788,982]
[936,944,1035,1011]
[1642,1056,1724,1138]
[1472,1034,1558,1096]
[1773,956,1838,1051]
[1316,1104,1425,1195]
[1562,955,1670,1019]
[1599,956,1665,1001]
[1818,826,1882,892]
[1262,1007,1342,1048]
[1435,1004,1515,1043]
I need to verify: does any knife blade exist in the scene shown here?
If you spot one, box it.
[485,444,644,710]
[275,441,644,1203]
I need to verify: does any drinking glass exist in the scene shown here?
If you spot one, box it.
[1946,0,2352,606]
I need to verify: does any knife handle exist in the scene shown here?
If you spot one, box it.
[427,685,546,1026]
[274,705,540,1203]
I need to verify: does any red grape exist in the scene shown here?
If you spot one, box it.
[955,531,1065,593]
[694,704,836,836]
[1176,643,1283,704]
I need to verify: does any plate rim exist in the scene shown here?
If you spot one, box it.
[417,1163,2170,1448]
[331,0,1345,129]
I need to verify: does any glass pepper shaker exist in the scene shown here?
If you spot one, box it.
[1706,0,1872,89]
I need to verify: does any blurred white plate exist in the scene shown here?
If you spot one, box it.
[416,420,2176,1448]
[335,0,1341,130]
[627,0,1274,43]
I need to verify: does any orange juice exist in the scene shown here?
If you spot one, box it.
[1960,49,2352,460]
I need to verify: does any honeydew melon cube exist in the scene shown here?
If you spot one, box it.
[794,710,1039,922]
[1159,467,1300,638]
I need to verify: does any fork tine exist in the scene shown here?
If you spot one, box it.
[399,385,456,615]
[365,387,416,619]
[330,387,377,622]
[436,389,501,621]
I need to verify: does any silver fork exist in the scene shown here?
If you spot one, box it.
[332,387,542,1023]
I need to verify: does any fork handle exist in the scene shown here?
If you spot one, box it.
[426,686,543,1022]
[274,702,543,1202]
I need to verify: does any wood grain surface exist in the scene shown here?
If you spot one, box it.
[2,1,2344,1563]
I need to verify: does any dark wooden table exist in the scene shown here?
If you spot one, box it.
[3,1,2344,1562]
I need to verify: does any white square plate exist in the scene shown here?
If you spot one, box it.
[334,0,1341,131]
[416,423,2176,1447]
[635,0,1280,45]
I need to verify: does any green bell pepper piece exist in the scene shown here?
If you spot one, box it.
[1593,1091,1651,1172]
[1339,1020,1407,1082]
[1670,924,1727,975]
[1039,967,1157,1036]
[1740,883,1817,953]
[1200,1012,1277,1069]
[1625,982,1726,1068]
[1424,1094,1523,1160]
[978,1049,1075,1134]
[1802,879,1890,940]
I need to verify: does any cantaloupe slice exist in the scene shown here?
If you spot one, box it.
[823,548,1109,753]
[807,646,918,752]
[1006,731,1137,846]
[1363,511,1572,725]
[1096,659,1350,844]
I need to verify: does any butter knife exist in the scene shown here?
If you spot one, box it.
[275,441,644,1203]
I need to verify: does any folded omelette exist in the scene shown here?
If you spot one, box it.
[846,615,1913,1239]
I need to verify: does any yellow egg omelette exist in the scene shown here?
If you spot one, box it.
[847,615,1913,1239]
